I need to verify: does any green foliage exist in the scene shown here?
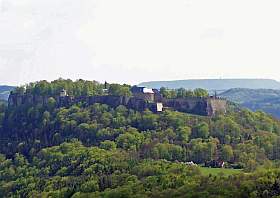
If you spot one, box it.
[13,78,105,97]
[2,79,280,197]
[191,122,210,139]
[100,140,117,150]
[108,84,132,97]
[221,145,234,162]
[193,88,209,97]
[189,138,218,163]
[159,87,209,99]
[116,129,144,151]
[220,88,280,118]
[150,143,184,161]
[199,166,241,176]
[1,144,280,197]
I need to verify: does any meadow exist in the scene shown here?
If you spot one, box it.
[199,167,243,176]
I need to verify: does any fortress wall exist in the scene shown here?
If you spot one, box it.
[163,97,227,116]
[133,93,154,102]
[8,93,227,116]
[163,97,208,116]
[88,95,130,107]
[127,97,150,111]
[207,98,227,115]
[8,93,151,112]
[8,93,50,107]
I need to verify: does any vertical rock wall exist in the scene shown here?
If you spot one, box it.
[8,92,227,116]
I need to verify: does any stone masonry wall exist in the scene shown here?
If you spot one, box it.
[8,93,227,116]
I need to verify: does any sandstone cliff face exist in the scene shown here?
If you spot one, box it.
[163,98,207,116]
[8,93,154,112]
[8,93,50,107]
[8,93,227,116]
[207,98,227,116]
[162,97,227,116]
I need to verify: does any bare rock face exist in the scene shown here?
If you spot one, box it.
[163,97,227,116]
[58,96,74,107]
[127,97,149,112]
[8,93,50,107]
[88,96,130,108]
[207,98,227,116]
[8,92,227,116]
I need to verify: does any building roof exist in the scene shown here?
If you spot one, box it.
[131,86,154,94]
[143,88,154,94]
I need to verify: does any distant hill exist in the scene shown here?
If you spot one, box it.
[139,79,280,91]
[0,85,15,101]
[140,79,280,118]
[220,88,280,118]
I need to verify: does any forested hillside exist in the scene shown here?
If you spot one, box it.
[220,88,280,118]
[1,79,280,197]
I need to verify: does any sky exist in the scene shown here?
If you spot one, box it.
[0,0,280,86]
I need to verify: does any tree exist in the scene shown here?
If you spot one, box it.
[33,80,50,95]
[160,87,169,98]
[190,139,217,163]
[108,84,132,97]
[220,145,234,162]
[116,130,144,151]
[176,88,186,98]
[80,178,100,193]
[176,126,191,143]
[140,110,158,130]
[151,143,184,161]
[14,86,26,95]
[191,122,209,139]
[42,111,51,128]
[193,88,209,97]
[185,90,194,97]
[47,97,56,111]
[100,140,116,150]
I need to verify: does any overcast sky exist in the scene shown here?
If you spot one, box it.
[0,0,280,86]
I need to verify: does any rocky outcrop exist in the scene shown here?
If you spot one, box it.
[162,97,227,116]
[8,93,157,112]
[8,93,50,107]
[206,98,227,116]
[8,93,227,116]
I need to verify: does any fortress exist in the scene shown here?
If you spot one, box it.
[8,86,227,116]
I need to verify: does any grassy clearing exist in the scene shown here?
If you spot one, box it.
[199,167,242,176]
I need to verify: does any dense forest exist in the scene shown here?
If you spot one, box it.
[220,88,280,118]
[1,79,280,197]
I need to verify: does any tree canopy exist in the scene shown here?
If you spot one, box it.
[1,79,280,197]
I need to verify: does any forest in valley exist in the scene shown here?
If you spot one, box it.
[1,79,280,197]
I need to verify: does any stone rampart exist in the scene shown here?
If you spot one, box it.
[8,93,227,116]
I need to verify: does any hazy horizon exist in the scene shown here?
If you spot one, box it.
[1,77,280,87]
[1,0,280,85]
